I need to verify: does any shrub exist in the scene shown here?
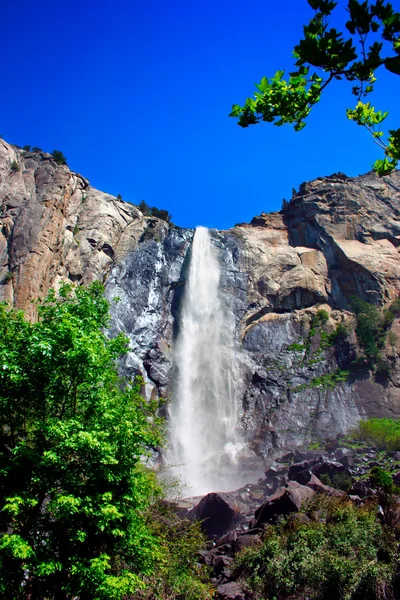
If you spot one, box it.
[234,496,398,600]
[139,200,151,215]
[351,297,384,360]
[316,309,329,324]
[22,145,31,152]
[10,160,19,172]
[287,342,305,352]
[375,358,392,378]
[2,272,13,284]
[357,418,400,451]
[32,146,42,152]
[320,471,352,492]
[51,149,67,165]
[328,322,348,345]
[151,206,172,223]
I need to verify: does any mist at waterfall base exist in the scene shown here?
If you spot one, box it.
[167,227,256,497]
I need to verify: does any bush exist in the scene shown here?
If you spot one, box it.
[22,145,31,152]
[32,146,42,152]
[2,272,13,284]
[356,418,400,451]
[151,206,172,223]
[316,309,329,324]
[10,160,19,172]
[51,149,67,165]
[139,200,151,215]
[235,496,398,600]
[138,201,172,223]
[351,297,384,360]
[328,322,348,345]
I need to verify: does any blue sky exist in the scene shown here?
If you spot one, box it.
[2,0,399,229]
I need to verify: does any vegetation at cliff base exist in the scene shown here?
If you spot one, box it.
[230,0,400,174]
[0,283,210,600]
[354,417,400,450]
[235,495,399,600]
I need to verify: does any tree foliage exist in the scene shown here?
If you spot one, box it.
[51,149,67,165]
[0,283,166,599]
[139,200,172,223]
[230,0,400,174]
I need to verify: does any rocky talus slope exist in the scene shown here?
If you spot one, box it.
[1,138,400,458]
[181,440,400,600]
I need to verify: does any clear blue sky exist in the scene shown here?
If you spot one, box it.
[2,0,399,229]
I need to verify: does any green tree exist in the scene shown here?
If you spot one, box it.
[230,0,400,174]
[51,149,67,165]
[139,200,151,216]
[0,283,164,599]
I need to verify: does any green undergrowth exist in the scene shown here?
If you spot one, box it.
[350,418,400,452]
[293,368,349,392]
[235,495,399,600]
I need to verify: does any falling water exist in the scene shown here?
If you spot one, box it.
[168,226,243,496]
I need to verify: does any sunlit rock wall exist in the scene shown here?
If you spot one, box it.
[2,138,400,458]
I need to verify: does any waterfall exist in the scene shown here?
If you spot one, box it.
[168,226,242,496]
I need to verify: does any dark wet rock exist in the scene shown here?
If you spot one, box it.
[254,482,315,527]
[291,468,313,485]
[349,480,370,499]
[217,581,247,600]
[188,493,242,538]
[306,474,345,496]
[338,454,355,469]
[277,451,295,463]
[325,440,340,453]
[294,450,324,463]
[214,555,234,578]
[265,463,288,478]
[334,448,350,460]
[311,460,347,480]
[288,459,318,480]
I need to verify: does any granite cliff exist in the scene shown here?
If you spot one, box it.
[1,138,400,461]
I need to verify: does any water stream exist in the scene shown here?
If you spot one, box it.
[168,226,244,496]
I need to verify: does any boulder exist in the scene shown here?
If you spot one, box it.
[188,493,241,538]
[325,440,340,453]
[265,463,288,478]
[311,460,347,480]
[277,451,295,463]
[217,581,247,600]
[214,555,234,578]
[254,482,315,527]
[289,468,313,485]
[349,480,369,499]
[338,454,354,469]
[288,459,318,480]
[306,474,345,496]
[294,450,323,463]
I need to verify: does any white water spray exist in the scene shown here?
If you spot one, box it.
[168,227,243,496]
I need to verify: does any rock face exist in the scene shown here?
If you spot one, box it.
[2,138,400,461]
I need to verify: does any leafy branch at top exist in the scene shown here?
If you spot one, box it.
[230,0,400,174]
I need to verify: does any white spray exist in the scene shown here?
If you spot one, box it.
[168,226,243,496]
